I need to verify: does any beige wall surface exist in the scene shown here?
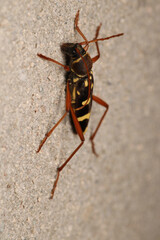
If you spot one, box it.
[0,0,160,239]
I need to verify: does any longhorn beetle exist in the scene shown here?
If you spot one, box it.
[37,10,124,199]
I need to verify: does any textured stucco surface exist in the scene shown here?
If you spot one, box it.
[0,0,160,240]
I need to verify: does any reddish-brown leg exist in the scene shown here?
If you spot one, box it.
[50,105,85,199]
[91,23,102,63]
[90,95,109,156]
[75,10,89,51]
[37,79,85,198]
[36,81,71,153]
[37,53,70,71]
[36,112,68,153]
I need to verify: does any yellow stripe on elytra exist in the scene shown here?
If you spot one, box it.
[77,90,80,95]
[71,70,85,77]
[84,80,88,87]
[82,97,91,105]
[72,87,76,100]
[73,53,87,63]
[73,77,80,83]
[77,112,90,122]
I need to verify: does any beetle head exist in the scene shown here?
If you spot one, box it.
[61,43,86,59]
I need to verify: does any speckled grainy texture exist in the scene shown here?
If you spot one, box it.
[0,0,160,239]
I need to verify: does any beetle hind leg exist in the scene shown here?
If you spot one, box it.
[50,106,85,199]
[90,95,109,156]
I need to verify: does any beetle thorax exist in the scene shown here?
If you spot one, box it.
[71,52,93,77]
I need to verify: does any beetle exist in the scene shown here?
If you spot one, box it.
[37,10,124,199]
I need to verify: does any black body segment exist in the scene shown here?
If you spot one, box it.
[68,71,94,133]
[71,53,93,77]
[61,42,94,135]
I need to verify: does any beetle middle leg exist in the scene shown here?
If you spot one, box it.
[36,82,71,153]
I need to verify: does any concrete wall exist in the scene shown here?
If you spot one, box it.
[0,0,160,239]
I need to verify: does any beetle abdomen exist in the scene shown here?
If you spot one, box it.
[69,72,94,134]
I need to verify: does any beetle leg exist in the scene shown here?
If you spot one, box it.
[36,112,68,153]
[75,10,89,51]
[36,82,71,153]
[91,23,102,63]
[90,95,109,156]
[37,53,70,71]
[50,105,85,199]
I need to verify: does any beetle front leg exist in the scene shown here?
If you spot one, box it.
[37,53,70,71]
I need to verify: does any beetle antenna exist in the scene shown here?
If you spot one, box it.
[79,33,124,45]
